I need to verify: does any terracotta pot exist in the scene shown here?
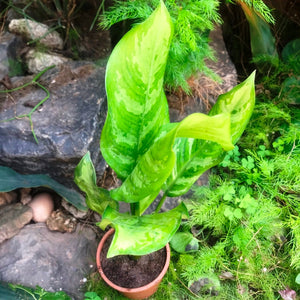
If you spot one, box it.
[96,228,171,300]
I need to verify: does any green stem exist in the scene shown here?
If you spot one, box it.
[11,285,38,300]
[89,0,106,31]
[130,202,141,216]
[155,194,167,213]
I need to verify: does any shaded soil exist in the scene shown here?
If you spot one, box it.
[100,235,167,288]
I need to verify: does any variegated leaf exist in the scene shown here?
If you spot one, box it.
[164,71,256,197]
[110,112,234,214]
[100,1,173,180]
[74,152,118,214]
[99,202,189,257]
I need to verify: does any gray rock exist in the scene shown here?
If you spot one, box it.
[190,276,220,296]
[0,223,99,300]
[26,49,69,74]
[8,19,63,50]
[0,61,107,188]
[0,203,33,243]
[0,32,24,79]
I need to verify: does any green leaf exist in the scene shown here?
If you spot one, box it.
[100,0,173,180]
[282,38,300,74]
[282,76,300,105]
[170,231,199,253]
[84,292,102,300]
[296,273,300,284]
[99,202,188,257]
[0,166,87,211]
[233,208,243,219]
[163,71,256,197]
[110,112,233,214]
[241,156,255,170]
[6,284,71,300]
[74,152,118,215]
[239,1,278,63]
[210,71,256,144]
[224,206,234,221]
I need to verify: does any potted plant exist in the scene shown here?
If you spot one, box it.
[74,1,255,299]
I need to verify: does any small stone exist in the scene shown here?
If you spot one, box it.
[8,19,63,50]
[25,49,69,74]
[28,193,54,223]
[20,188,32,205]
[0,191,18,206]
[190,277,220,296]
[46,209,77,233]
[61,199,89,219]
[0,203,33,243]
[219,271,235,280]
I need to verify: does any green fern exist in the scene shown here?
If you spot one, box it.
[100,0,221,93]
[100,0,274,92]
[178,242,227,284]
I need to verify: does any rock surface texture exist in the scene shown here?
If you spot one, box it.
[25,49,69,74]
[0,32,24,79]
[0,223,99,300]
[0,203,33,243]
[0,61,107,187]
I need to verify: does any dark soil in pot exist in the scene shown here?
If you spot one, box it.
[100,235,167,288]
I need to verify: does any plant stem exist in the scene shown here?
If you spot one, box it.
[155,194,167,213]
[130,202,141,216]
[0,65,55,144]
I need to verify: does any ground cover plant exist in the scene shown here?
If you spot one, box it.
[161,43,299,299]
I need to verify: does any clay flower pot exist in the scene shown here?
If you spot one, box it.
[96,228,171,300]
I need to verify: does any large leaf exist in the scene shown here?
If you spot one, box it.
[238,1,278,65]
[100,0,173,181]
[110,112,234,214]
[170,231,199,253]
[74,152,118,214]
[99,202,188,257]
[164,71,256,197]
[282,39,300,75]
[0,166,87,211]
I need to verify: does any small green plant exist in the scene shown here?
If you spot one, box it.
[74,0,255,259]
[84,291,102,300]
[5,284,71,300]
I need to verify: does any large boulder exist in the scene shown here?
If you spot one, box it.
[0,61,107,187]
[0,223,99,299]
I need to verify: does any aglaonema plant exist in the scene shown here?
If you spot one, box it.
[74,0,256,258]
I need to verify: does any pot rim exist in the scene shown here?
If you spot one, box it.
[96,228,171,293]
